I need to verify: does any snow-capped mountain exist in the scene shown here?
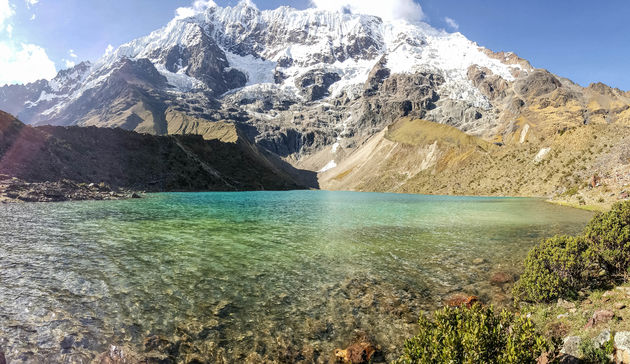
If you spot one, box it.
[4,0,615,175]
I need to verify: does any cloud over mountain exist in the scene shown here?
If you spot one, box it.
[0,0,56,85]
[311,0,425,22]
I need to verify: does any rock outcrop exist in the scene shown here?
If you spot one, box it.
[616,332,630,363]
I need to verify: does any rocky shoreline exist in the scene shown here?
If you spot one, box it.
[0,176,141,203]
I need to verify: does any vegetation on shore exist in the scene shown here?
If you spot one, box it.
[515,201,630,303]
[396,201,630,363]
[394,304,550,364]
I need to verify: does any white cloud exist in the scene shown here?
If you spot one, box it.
[25,0,39,7]
[30,13,35,20]
[311,0,425,22]
[445,16,459,31]
[63,59,75,68]
[0,0,15,30]
[0,0,56,85]
[68,49,77,58]
[104,44,114,56]
[175,0,217,19]
[0,42,57,85]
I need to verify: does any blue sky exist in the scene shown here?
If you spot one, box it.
[1,0,629,90]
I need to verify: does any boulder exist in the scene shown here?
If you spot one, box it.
[560,336,581,358]
[595,329,612,347]
[615,332,630,364]
[591,174,601,188]
[585,310,615,329]
[557,298,576,310]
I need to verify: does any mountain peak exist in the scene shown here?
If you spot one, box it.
[0,1,544,165]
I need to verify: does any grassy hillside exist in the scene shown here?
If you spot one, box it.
[320,117,630,210]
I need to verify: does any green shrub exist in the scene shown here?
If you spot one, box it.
[394,304,549,364]
[565,186,580,196]
[512,235,590,302]
[579,338,613,364]
[584,201,630,279]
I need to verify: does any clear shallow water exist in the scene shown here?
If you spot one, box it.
[0,191,593,362]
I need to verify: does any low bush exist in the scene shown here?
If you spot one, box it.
[512,235,590,303]
[513,201,630,303]
[584,201,630,280]
[564,186,580,197]
[579,338,614,364]
[394,304,549,364]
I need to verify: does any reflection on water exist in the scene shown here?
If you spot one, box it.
[0,191,593,362]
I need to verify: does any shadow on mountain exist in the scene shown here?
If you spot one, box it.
[0,110,303,192]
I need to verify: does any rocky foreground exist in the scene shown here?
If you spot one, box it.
[528,286,630,363]
[0,176,141,203]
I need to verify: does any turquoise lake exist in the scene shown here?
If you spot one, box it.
[0,191,594,362]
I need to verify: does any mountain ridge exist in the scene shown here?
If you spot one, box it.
[0,110,305,193]
[1,1,629,208]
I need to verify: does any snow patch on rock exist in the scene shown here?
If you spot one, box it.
[225,51,276,85]
[155,64,205,92]
[319,160,337,173]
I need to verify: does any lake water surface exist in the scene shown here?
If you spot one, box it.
[0,191,594,362]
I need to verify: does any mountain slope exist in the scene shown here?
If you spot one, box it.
[320,117,630,210]
[0,1,532,150]
[1,1,629,206]
[0,110,303,191]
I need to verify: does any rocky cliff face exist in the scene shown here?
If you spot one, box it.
[1,0,629,203]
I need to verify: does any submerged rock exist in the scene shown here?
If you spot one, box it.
[334,341,376,364]
[213,300,235,318]
[95,345,142,364]
[444,294,479,308]
[144,335,174,353]
[489,271,513,285]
